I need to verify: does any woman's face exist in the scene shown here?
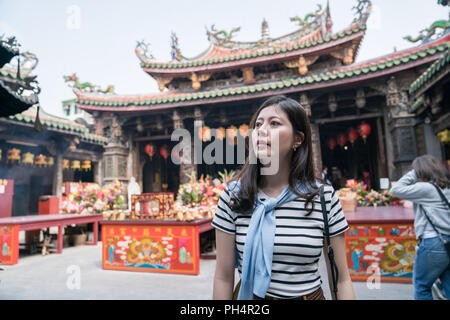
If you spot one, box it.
[251,105,302,165]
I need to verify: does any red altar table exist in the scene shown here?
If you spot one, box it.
[101,218,213,275]
[0,214,102,265]
[344,206,416,283]
[0,179,14,218]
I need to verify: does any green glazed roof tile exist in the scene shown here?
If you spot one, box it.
[79,41,448,110]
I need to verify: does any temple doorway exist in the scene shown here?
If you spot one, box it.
[319,117,383,190]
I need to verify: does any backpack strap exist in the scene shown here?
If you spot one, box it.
[431,182,450,210]
[320,185,339,300]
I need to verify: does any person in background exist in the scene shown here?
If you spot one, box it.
[331,166,343,190]
[322,166,331,185]
[389,155,450,300]
[362,171,371,191]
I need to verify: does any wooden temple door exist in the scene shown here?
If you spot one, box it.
[143,152,162,193]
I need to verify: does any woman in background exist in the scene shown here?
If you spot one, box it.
[390,155,450,300]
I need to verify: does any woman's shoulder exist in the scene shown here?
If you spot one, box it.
[224,180,241,197]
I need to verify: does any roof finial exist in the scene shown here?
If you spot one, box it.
[261,18,270,42]
[170,31,183,61]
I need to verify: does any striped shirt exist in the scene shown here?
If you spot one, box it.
[212,184,349,299]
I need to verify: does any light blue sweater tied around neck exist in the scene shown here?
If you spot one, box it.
[227,179,319,300]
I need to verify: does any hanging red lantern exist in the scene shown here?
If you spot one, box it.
[347,127,359,145]
[216,127,226,140]
[62,159,70,170]
[71,160,81,171]
[198,126,211,142]
[145,143,156,160]
[358,122,371,143]
[81,160,91,171]
[226,126,238,146]
[7,148,21,164]
[337,133,348,148]
[160,144,170,159]
[239,124,249,137]
[35,154,47,167]
[327,137,337,150]
[22,152,34,166]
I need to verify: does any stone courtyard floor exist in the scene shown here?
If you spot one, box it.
[0,241,414,300]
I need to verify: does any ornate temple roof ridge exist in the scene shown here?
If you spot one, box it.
[203,4,330,51]
[338,32,450,71]
[140,23,365,73]
[137,1,372,69]
[74,33,449,113]
[0,35,41,117]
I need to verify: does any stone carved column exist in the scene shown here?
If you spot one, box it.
[310,123,323,179]
[300,94,322,178]
[53,153,63,199]
[300,93,311,117]
[386,76,417,180]
[94,158,103,186]
[103,116,129,195]
[173,110,197,185]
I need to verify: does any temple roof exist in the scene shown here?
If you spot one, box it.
[136,2,370,77]
[74,34,450,113]
[409,47,449,96]
[0,36,40,117]
[410,47,449,113]
[3,105,108,145]
[0,35,19,68]
[142,24,364,74]
[0,79,39,117]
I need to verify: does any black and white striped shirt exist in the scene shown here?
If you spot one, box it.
[212,184,349,299]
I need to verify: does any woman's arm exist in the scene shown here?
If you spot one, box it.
[324,233,355,300]
[213,229,236,300]
[389,170,429,201]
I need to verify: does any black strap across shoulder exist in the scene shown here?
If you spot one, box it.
[319,185,339,300]
[431,182,450,210]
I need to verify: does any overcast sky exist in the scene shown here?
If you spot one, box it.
[1,0,447,117]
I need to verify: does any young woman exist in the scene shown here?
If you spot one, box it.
[212,95,355,300]
[390,155,450,300]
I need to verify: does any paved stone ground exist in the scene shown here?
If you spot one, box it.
[0,242,413,300]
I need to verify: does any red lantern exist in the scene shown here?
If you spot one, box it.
[160,144,170,160]
[337,133,348,148]
[62,159,69,170]
[358,122,371,143]
[145,143,156,160]
[239,124,249,137]
[198,126,211,142]
[347,127,359,145]
[327,137,337,150]
[226,126,238,146]
[216,127,225,140]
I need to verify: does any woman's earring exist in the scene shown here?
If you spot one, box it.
[293,146,297,151]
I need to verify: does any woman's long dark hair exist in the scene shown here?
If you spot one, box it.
[412,154,450,189]
[228,95,320,215]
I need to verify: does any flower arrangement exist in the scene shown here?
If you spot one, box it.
[342,179,402,207]
[173,169,235,221]
[61,180,125,214]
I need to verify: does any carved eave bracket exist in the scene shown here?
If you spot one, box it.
[284,55,319,75]
[241,67,255,84]
[330,45,355,65]
[154,76,173,92]
[189,72,211,90]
